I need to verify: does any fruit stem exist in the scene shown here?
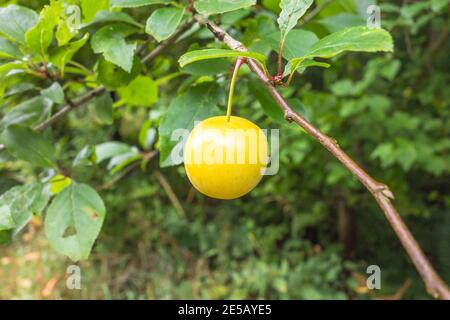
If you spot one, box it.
[226,57,245,122]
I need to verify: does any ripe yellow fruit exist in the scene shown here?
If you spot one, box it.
[184,116,269,200]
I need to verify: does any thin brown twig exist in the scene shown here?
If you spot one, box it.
[96,151,158,192]
[142,20,194,64]
[298,0,333,27]
[194,14,450,300]
[154,170,186,218]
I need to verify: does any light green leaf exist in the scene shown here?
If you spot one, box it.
[81,0,109,22]
[111,0,171,8]
[0,183,50,234]
[95,142,134,164]
[25,0,64,57]
[0,96,53,132]
[91,24,137,72]
[159,83,222,167]
[56,19,77,47]
[145,7,184,42]
[194,0,256,15]
[0,5,38,44]
[290,26,394,74]
[81,10,138,28]
[41,82,65,104]
[118,76,159,107]
[179,49,266,68]
[0,125,57,168]
[50,33,90,74]
[278,0,314,43]
[44,183,106,261]
[0,205,15,231]
[73,145,97,167]
[0,37,22,60]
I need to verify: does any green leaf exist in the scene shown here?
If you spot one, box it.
[91,24,137,72]
[95,142,134,164]
[278,0,314,43]
[0,96,53,132]
[25,0,64,57]
[93,92,114,125]
[56,19,77,47]
[111,0,171,8]
[0,125,57,168]
[194,0,257,15]
[81,10,138,28]
[73,145,97,167]
[50,33,90,75]
[117,75,159,107]
[97,57,142,89]
[318,13,365,32]
[41,82,65,104]
[44,183,106,261]
[179,49,266,68]
[266,29,318,60]
[145,7,185,42]
[0,5,38,44]
[0,37,22,60]
[290,26,394,74]
[0,205,15,231]
[81,0,109,22]
[248,78,310,122]
[0,182,50,234]
[159,83,222,167]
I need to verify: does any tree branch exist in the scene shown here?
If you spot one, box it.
[194,15,450,300]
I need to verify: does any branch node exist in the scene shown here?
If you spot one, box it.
[284,111,294,122]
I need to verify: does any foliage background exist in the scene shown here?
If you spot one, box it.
[0,0,449,299]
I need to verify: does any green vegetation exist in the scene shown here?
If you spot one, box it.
[0,0,449,299]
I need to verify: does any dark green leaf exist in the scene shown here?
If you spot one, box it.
[97,57,142,89]
[0,125,57,168]
[93,92,114,125]
[159,83,222,167]
[0,97,53,132]
[44,183,106,261]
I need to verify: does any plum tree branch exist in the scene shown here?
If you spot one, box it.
[194,14,450,300]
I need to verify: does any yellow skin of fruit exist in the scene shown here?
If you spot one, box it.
[184,116,269,200]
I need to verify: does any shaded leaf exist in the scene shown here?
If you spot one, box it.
[41,82,65,104]
[159,83,222,167]
[0,125,57,168]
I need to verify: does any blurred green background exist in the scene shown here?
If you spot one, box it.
[0,0,449,299]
